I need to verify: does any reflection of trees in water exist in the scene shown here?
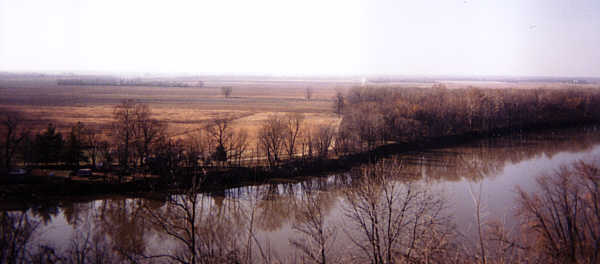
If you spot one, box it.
[256,184,295,232]
[47,214,117,263]
[6,128,600,262]
[0,211,39,263]
[96,198,148,258]
[0,204,119,263]
[290,190,339,264]
[397,128,600,183]
[31,202,60,225]
[117,186,253,263]
[61,200,94,227]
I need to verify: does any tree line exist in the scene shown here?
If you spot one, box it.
[0,115,95,172]
[4,85,600,182]
[57,78,203,88]
[0,100,339,182]
[336,85,600,153]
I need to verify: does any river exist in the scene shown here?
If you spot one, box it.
[4,126,600,262]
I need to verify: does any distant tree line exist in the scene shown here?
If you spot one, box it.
[336,85,600,153]
[57,78,203,88]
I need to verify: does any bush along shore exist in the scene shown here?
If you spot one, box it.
[3,85,600,200]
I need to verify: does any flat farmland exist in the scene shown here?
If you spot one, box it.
[0,75,353,138]
[2,74,595,140]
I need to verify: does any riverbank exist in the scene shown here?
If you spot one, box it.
[2,122,599,210]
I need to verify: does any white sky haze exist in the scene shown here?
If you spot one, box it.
[1,0,599,76]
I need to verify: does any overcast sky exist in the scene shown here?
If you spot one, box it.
[1,0,599,77]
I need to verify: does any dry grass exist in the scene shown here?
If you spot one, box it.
[2,75,594,141]
[0,76,343,139]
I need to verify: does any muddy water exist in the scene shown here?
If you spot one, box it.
[8,126,600,261]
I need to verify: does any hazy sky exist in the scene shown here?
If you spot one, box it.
[1,0,599,76]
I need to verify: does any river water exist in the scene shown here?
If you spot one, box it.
[5,126,600,262]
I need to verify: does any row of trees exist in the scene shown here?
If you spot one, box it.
[1,100,340,180]
[338,85,600,152]
[0,114,97,171]
[220,86,316,100]
[5,85,600,179]
[110,100,342,175]
[57,78,203,88]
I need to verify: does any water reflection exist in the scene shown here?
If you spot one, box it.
[3,127,600,262]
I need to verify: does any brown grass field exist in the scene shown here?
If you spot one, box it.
[0,74,350,140]
[1,74,598,142]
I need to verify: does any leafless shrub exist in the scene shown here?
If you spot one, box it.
[342,160,454,263]
[515,161,600,263]
[0,211,39,263]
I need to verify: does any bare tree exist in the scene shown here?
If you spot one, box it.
[228,128,249,166]
[305,87,313,101]
[284,113,304,160]
[0,111,27,170]
[185,129,213,167]
[207,119,233,167]
[84,127,101,169]
[221,86,233,98]
[341,103,384,151]
[258,115,286,167]
[64,122,88,169]
[112,99,165,177]
[314,124,335,159]
[332,128,358,157]
[333,90,344,117]
[112,99,137,175]
[133,103,167,169]
[342,160,453,263]
[515,161,600,263]
[97,140,112,172]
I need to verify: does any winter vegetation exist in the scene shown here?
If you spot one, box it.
[2,75,600,263]
[2,158,600,263]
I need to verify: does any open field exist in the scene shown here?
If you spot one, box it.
[0,74,352,138]
[2,74,598,139]
[2,73,600,171]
